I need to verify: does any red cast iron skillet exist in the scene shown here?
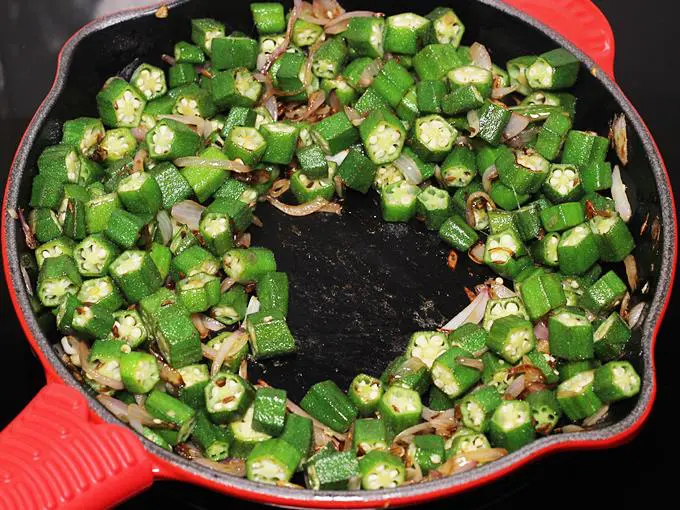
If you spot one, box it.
[1,0,677,508]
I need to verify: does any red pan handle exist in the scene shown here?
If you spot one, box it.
[0,384,153,509]
[504,0,616,78]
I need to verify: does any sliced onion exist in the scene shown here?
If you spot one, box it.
[534,320,549,342]
[313,0,345,20]
[171,200,205,230]
[161,54,177,66]
[76,339,125,390]
[201,343,218,360]
[324,11,381,34]
[392,421,435,444]
[263,96,278,121]
[435,455,478,477]
[558,424,585,434]
[252,215,264,228]
[506,126,540,149]
[17,208,38,249]
[344,105,367,126]
[394,153,423,184]
[470,42,492,71]
[491,84,518,99]
[268,178,290,198]
[465,191,495,228]
[201,314,227,332]
[173,157,252,173]
[267,196,341,216]
[211,330,249,377]
[610,113,628,166]
[611,165,632,222]
[504,374,526,399]
[461,448,507,464]
[357,58,383,88]
[156,210,172,245]
[502,113,530,140]
[299,90,326,121]
[220,278,237,294]
[628,301,646,329]
[481,164,498,193]
[328,90,342,113]
[194,457,246,477]
[326,149,349,166]
[334,175,345,198]
[97,394,131,422]
[192,313,209,339]
[131,126,148,142]
[467,109,480,137]
[157,114,212,138]
[457,357,484,371]
[440,286,490,331]
[468,242,485,265]
[490,281,516,298]
[582,404,609,428]
[623,254,638,291]
[286,399,347,440]
[238,359,248,380]
[244,296,261,321]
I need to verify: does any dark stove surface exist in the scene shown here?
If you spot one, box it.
[1,1,677,508]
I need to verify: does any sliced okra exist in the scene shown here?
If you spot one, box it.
[130,63,167,101]
[120,351,160,394]
[416,185,451,230]
[525,389,562,434]
[177,272,221,313]
[257,271,289,316]
[413,43,461,80]
[38,144,81,185]
[373,163,404,190]
[35,237,75,269]
[37,255,82,307]
[292,18,324,47]
[359,108,406,165]
[431,346,481,399]
[589,213,635,262]
[482,296,529,331]
[540,202,586,232]
[579,270,627,314]
[279,413,313,470]
[383,13,430,55]
[459,385,503,433]
[222,247,276,283]
[441,146,477,188]
[593,312,632,361]
[212,68,263,108]
[290,171,335,203]
[548,308,594,361]
[518,272,566,321]
[300,380,358,433]
[345,16,385,58]
[477,101,512,146]
[229,406,273,459]
[495,147,550,195]
[561,130,609,168]
[359,451,405,490]
[557,223,600,275]
[448,323,488,354]
[526,48,579,91]
[353,418,388,455]
[425,7,465,46]
[61,117,105,157]
[439,214,479,252]
[312,37,348,78]
[348,374,384,417]
[96,77,146,128]
[224,126,267,166]
[109,250,163,303]
[205,371,255,424]
[190,18,225,55]
[111,309,148,348]
[488,400,535,452]
[556,370,603,421]
[246,438,301,484]
[260,122,299,165]
[85,192,121,234]
[380,356,430,395]
[447,428,491,456]
[212,36,259,71]
[305,447,360,490]
[593,361,641,403]
[245,310,297,360]
[448,65,493,98]
[174,41,205,64]
[146,389,196,442]
[410,114,457,162]
[77,276,123,312]
[146,118,202,161]
[534,111,572,161]
[377,385,422,439]
[372,60,415,108]
[406,331,450,369]
[87,339,126,385]
[380,181,419,222]
[170,83,216,118]
[487,315,535,364]
[72,303,116,339]
[543,164,584,203]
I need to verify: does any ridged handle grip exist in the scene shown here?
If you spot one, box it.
[0,384,153,509]
[504,0,615,77]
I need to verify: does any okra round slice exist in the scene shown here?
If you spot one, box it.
[372,163,404,190]
[483,228,525,266]
[496,147,551,195]
[192,410,231,461]
[130,63,168,101]
[556,369,603,421]
[482,296,529,331]
[359,109,406,165]
[487,315,535,364]
[377,386,422,438]
[204,372,255,424]
[222,247,277,283]
[593,361,641,403]
[87,338,126,385]
[77,276,123,312]
[447,428,491,456]
[407,434,445,474]
[109,250,163,304]
[224,126,267,166]
[380,181,419,223]
[415,186,452,230]
[525,389,562,434]
[229,406,272,459]
[448,65,493,98]
[290,171,335,204]
[459,385,503,433]
[557,223,600,275]
[35,237,75,269]
[176,272,221,313]
[146,118,202,161]
[62,117,105,157]
[348,374,384,417]
[246,438,301,484]
[441,146,477,188]
[531,232,560,267]
[111,309,148,348]
[37,255,82,307]
[589,213,635,262]
[97,77,147,128]
[426,7,465,46]
[410,115,457,162]
[593,312,632,361]
[431,347,481,398]
[358,450,406,490]
[120,351,160,393]
[406,331,450,369]
[211,286,248,326]
[74,234,119,277]
[543,164,584,203]
[353,418,388,455]
[488,400,535,452]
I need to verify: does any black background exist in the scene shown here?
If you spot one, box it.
[1,1,677,508]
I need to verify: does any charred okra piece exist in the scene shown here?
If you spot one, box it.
[348,374,384,417]
[488,400,535,452]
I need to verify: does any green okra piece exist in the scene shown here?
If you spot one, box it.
[336,145,378,194]
[353,418,388,454]
[146,389,196,442]
[170,83,217,118]
[447,428,491,456]
[221,106,257,139]
[72,303,116,339]
[561,130,609,169]
[192,410,231,461]
[495,147,550,195]
[38,144,81,185]
[593,361,641,403]
[305,447,360,490]
[525,389,562,434]
[448,65,493,99]
[384,13,430,55]
[111,309,148,348]
[431,346,481,399]
[154,303,203,368]
[96,77,146,128]
[222,247,276,283]
[440,146,477,188]
[488,400,535,452]
[73,234,119,277]
[396,85,419,125]
[359,450,405,490]
[312,37,348,79]
[354,86,390,114]
[348,374,384,417]
[178,364,211,410]
[416,185,451,230]
[416,80,445,115]
[229,406,272,459]
[593,312,632,361]
[557,359,601,383]
[61,117,105,157]
[257,271,289,316]
[205,331,249,374]
[245,310,297,359]
[169,225,198,255]
[482,296,529,332]
[250,3,286,34]
[247,438,301,484]
[526,350,560,385]
[477,100,512,146]
[260,122,299,165]
[459,385,503,433]
[589,213,635,262]
[172,245,220,281]
[526,48,580,91]
[580,270,627,314]
[116,172,162,215]
[279,413,313,470]
[86,339,125,386]
[409,114,457,162]
[377,385,423,439]
[513,201,544,242]
[290,171,335,203]
[519,272,567,321]
[448,323,488,354]
[212,68,263,108]
[581,160,613,193]
[212,35,259,71]
[35,237,75,269]
[76,276,123,312]
[205,195,253,233]
[535,111,572,161]
[109,250,163,303]
[557,223,600,275]
[344,16,385,58]
[176,272,221,313]
[149,163,193,209]
[542,164,584,203]
[556,370,603,421]
[413,44,462,80]
[380,355,430,395]
[204,371,255,424]
[300,380,358,433]
[210,286,248,326]
[428,386,454,411]
[252,387,287,436]
[442,84,484,116]
[190,18,225,55]
[483,227,526,275]
[425,7,465,46]
[487,315,535,364]
[224,126,267,166]
[438,214,479,252]
[548,308,594,360]
[540,202,586,232]
[174,41,205,64]
[296,144,329,179]
[372,60,415,109]
[36,255,82,307]
[380,181,419,222]
[146,118,201,161]
[30,174,65,209]
[130,63,167,101]
[120,351,160,394]
[292,17,324,47]
[406,331,450,369]
[359,108,406,165]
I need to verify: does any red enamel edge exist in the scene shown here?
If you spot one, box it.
[503,0,616,77]
[0,0,675,508]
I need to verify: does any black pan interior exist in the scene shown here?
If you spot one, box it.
[12,0,664,430]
